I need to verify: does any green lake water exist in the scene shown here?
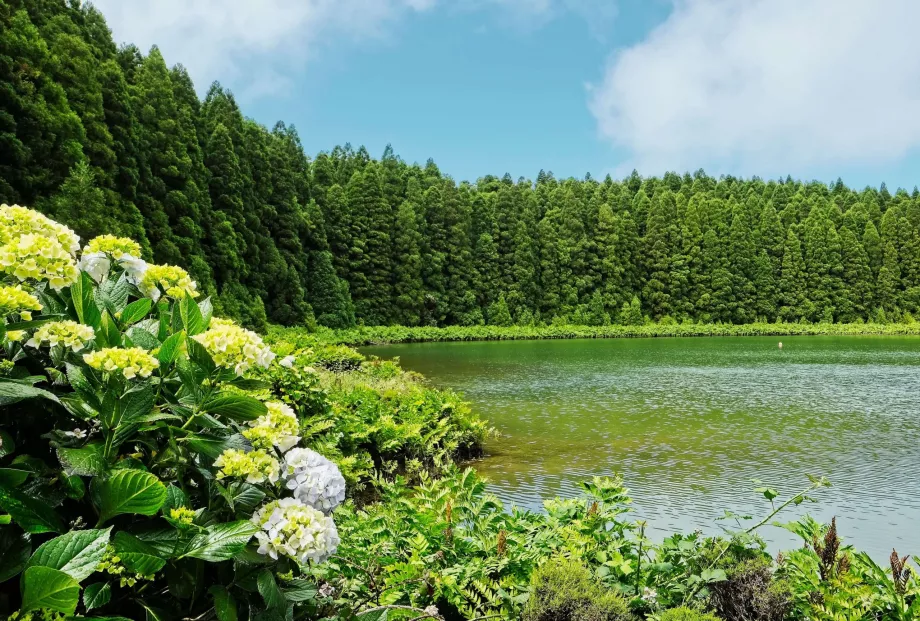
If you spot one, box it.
[362,336,920,559]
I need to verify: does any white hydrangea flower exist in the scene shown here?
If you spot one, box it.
[26,320,95,352]
[283,447,346,514]
[279,355,296,368]
[77,251,111,284]
[251,497,339,564]
[118,253,148,287]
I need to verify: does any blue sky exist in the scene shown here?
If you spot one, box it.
[96,0,920,190]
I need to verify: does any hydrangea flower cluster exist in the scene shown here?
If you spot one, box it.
[5,330,25,342]
[169,506,196,525]
[214,449,280,484]
[192,319,275,375]
[243,401,301,452]
[251,497,340,564]
[139,264,198,301]
[84,235,142,259]
[0,233,80,291]
[26,320,95,352]
[282,447,346,513]
[0,204,80,254]
[0,285,42,320]
[83,347,160,379]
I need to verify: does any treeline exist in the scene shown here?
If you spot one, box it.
[4,1,920,330]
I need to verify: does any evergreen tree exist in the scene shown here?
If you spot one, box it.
[779,230,808,321]
[839,227,873,322]
[392,201,425,325]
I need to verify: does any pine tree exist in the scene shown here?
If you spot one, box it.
[839,227,873,322]
[392,201,425,325]
[779,230,808,321]
[487,293,513,326]
[346,164,394,325]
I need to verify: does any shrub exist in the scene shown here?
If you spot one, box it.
[0,206,346,619]
[709,557,790,621]
[659,606,722,621]
[523,557,633,621]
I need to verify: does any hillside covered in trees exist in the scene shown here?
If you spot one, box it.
[4,0,920,330]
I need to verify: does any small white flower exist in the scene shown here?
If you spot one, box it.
[318,583,335,598]
[641,587,657,604]
[64,428,87,439]
[77,251,111,283]
[424,605,441,619]
[279,354,296,368]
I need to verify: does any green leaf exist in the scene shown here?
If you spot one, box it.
[72,272,102,329]
[356,610,388,621]
[0,529,31,582]
[20,566,81,614]
[179,521,258,562]
[179,293,206,336]
[162,485,188,513]
[112,532,166,576]
[4,314,68,331]
[0,486,64,533]
[96,311,122,349]
[0,429,14,458]
[257,569,285,610]
[198,297,214,327]
[57,443,106,476]
[210,585,238,621]
[121,384,155,423]
[61,473,86,500]
[202,393,267,422]
[157,331,186,366]
[0,467,29,487]
[126,326,160,351]
[97,273,132,316]
[0,377,59,406]
[227,378,271,392]
[281,579,316,603]
[700,568,728,583]
[186,337,215,373]
[119,298,152,326]
[185,433,247,459]
[224,482,264,515]
[26,528,111,582]
[91,470,167,524]
[83,582,111,611]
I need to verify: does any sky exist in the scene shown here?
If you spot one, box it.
[93,0,920,190]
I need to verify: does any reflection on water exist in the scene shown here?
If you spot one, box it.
[362,336,920,560]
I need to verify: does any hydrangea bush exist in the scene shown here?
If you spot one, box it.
[0,205,345,620]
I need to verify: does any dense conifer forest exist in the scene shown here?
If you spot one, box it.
[4,0,920,330]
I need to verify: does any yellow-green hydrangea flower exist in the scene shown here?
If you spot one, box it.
[192,319,275,375]
[169,506,196,525]
[139,264,198,301]
[0,204,80,254]
[214,448,280,484]
[83,346,160,379]
[0,234,80,291]
[251,497,339,563]
[0,285,42,320]
[5,330,25,342]
[243,401,301,452]
[83,234,142,259]
[26,320,95,352]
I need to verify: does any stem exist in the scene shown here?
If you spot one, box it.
[635,521,646,596]
[682,479,825,604]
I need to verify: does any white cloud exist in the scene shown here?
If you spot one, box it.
[588,0,920,178]
[91,0,434,99]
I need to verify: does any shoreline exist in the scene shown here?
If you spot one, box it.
[306,322,920,346]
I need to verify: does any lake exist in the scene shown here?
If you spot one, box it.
[362,335,920,560]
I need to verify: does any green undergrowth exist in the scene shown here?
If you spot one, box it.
[274,321,920,347]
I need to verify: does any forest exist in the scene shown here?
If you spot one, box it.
[4,0,920,335]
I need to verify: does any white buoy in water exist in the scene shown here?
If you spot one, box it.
[778,342,783,349]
